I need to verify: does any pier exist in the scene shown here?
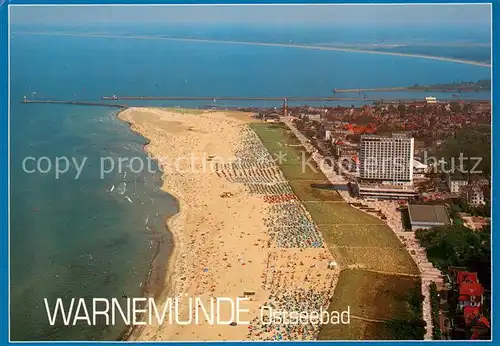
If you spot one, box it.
[101,95,490,104]
[333,87,408,93]
[102,95,407,102]
[21,99,127,108]
[21,97,490,110]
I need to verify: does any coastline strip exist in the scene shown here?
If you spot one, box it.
[14,31,492,68]
[117,109,184,341]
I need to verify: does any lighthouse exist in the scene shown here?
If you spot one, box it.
[283,98,289,117]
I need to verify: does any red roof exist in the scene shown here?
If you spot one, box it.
[464,306,481,325]
[464,306,480,316]
[457,271,478,284]
[459,283,484,297]
[478,316,491,329]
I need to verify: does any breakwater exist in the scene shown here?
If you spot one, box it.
[21,99,127,108]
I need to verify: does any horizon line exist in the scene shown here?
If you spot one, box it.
[8,3,493,7]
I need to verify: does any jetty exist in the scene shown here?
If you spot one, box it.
[102,95,384,102]
[333,87,408,93]
[21,99,127,108]
[21,97,490,110]
[101,95,490,104]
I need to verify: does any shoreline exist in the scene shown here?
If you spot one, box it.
[123,203,185,341]
[15,31,492,68]
[116,108,182,341]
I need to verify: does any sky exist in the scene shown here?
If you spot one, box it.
[10,4,491,28]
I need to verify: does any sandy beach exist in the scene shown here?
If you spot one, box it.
[118,107,338,341]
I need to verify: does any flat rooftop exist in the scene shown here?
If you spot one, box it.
[408,204,451,225]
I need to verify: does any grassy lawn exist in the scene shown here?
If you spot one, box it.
[273,147,306,166]
[278,164,326,180]
[252,122,327,180]
[304,202,386,225]
[252,123,307,155]
[251,122,291,141]
[319,270,424,340]
[250,121,422,339]
[289,180,344,201]
[318,317,398,340]
[318,317,422,340]
[322,224,406,248]
[324,270,421,321]
[255,139,302,156]
[337,247,419,273]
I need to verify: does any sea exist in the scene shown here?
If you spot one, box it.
[9,23,491,341]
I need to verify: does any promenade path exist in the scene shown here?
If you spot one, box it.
[281,117,443,340]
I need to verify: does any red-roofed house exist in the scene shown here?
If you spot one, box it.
[449,268,490,339]
[464,306,481,325]
[458,283,484,309]
[464,306,490,340]
[457,271,478,284]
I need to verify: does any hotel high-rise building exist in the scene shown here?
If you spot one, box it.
[359,133,414,183]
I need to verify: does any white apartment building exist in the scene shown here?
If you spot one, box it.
[425,96,438,104]
[359,133,414,183]
[461,186,486,206]
[448,175,468,195]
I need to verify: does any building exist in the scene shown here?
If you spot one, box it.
[457,175,490,207]
[407,204,451,230]
[325,130,332,141]
[361,105,373,116]
[357,182,418,199]
[449,269,490,340]
[357,133,415,199]
[413,159,429,179]
[302,113,322,122]
[259,110,280,122]
[426,96,438,104]
[325,128,349,141]
[359,133,414,183]
[454,271,483,308]
[469,175,489,187]
[460,186,486,206]
[448,174,468,194]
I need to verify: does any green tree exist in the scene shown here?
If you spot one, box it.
[415,224,491,289]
